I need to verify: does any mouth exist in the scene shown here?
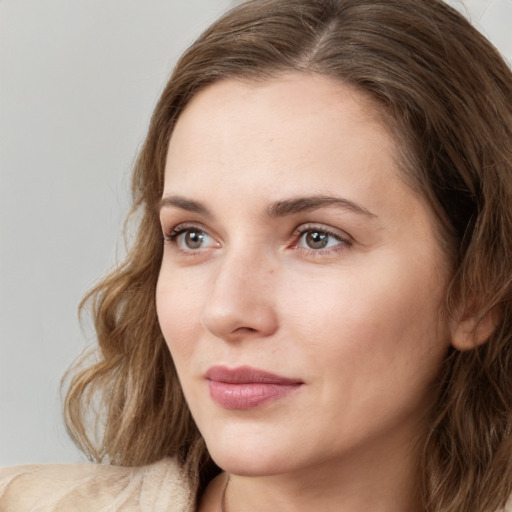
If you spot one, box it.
[205,365,303,410]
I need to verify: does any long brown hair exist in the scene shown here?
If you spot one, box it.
[64,1,512,510]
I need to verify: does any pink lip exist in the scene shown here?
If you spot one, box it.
[205,366,303,410]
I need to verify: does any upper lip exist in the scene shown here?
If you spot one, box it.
[205,365,303,385]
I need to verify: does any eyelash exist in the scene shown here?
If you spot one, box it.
[163,222,352,257]
[164,223,201,242]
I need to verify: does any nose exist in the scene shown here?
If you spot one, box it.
[200,247,279,342]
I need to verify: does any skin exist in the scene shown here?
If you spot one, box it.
[156,73,454,512]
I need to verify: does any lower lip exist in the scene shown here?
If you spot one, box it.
[208,381,301,410]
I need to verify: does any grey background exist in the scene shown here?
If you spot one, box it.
[1,0,511,466]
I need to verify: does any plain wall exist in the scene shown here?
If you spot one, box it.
[0,0,510,466]
[0,0,234,465]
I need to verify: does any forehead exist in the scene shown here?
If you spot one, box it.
[164,73,397,196]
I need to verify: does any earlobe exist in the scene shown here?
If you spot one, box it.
[451,308,499,351]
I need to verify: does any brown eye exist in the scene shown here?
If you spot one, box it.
[184,230,206,249]
[304,231,329,249]
[297,228,343,251]
[169,226,217,251]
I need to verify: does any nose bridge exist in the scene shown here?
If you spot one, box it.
[201,240,278,339]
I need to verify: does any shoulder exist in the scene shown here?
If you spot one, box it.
[0,457,194,512]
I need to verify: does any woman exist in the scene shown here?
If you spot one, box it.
[1,0,512,511]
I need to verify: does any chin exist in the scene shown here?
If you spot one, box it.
[209,448,292,477]
[202,427,299,477]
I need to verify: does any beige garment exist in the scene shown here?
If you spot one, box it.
[2,457,512,512]
[0,457,194,512]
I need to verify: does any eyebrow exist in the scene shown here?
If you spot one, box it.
[159,196,213,217]
[266,195,376,219]
[159,194,376,219]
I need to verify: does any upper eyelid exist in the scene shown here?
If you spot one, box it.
[170,222,206,232]
[163,221,210,236]
[293,223,353,242]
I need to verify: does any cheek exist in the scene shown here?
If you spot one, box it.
[284,254,449,381]
[156,268,203,363]
[285,267,450,448]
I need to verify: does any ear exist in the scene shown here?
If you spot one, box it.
[451,307,499,351]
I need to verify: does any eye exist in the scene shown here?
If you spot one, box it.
[294,225,351,252]
[179,229,208,249]
[165,224,218,251]
[299,230,336,250]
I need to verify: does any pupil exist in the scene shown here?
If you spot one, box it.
[306,231,328,249]
[186,231,204,249]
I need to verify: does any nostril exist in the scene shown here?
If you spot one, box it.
[235,326,258,333]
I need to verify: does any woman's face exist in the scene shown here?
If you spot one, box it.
[156,73,452,477]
